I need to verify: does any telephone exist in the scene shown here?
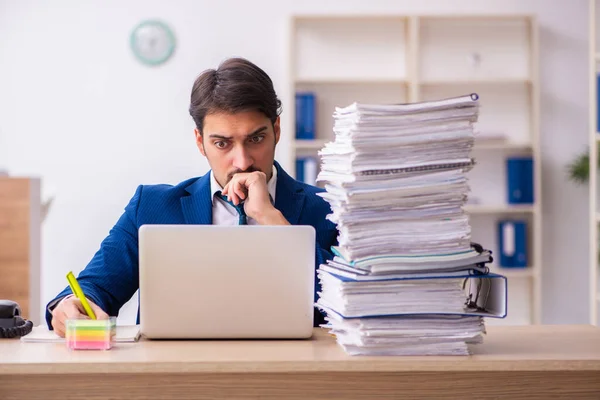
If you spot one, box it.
[0,300,33,338]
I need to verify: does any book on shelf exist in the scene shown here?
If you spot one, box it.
[295,92,315,140]
[506,156,534,204]
[497,220,528,268]
[295,156,318,186]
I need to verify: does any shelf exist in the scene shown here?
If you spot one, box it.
[419,78,532,86]
[294,17,407,82]
[421,83,531,145]
[293,82,408,145]
[294,139,329,150]
[293,15,408,23]
[419,14,533,22]
[464,204,535,214]
[419,17,530,83]
[473,141,532,151]
[295,77,407,85]
[291,14,540,326]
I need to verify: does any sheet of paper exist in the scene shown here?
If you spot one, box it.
[21,325,141,343]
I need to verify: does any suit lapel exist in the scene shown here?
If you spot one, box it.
[274,161,305,225]
[181,172,213,225]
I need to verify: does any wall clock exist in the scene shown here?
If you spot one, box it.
[130,20,176,66]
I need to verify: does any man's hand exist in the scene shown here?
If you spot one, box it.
[222,171,289,225]
[51,296,109,337]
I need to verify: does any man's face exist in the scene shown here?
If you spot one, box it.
[195,110,280,188]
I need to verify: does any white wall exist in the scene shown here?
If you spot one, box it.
[0,0,590,325]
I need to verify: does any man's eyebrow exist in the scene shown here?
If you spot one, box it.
[207,126,268,140]
[207,134,233,140]
[246,126,268,137]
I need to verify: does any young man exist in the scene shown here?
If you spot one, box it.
[47,58,338,337]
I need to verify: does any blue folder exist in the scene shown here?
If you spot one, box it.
[295,92,315,140]
[597,74,600,132]
[507,157,534,204]
[497,220,528,268]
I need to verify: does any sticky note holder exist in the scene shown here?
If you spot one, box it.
[65,317,116,350]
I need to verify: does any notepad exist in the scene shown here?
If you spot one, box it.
[21,325,141,343]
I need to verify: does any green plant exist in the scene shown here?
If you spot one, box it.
[567,142,600,184]
[567,142,600,263]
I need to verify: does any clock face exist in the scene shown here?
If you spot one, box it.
[130,20,176,66]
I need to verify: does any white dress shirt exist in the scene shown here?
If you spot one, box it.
[210,166,277,225]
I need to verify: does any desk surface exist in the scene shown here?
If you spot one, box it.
[2,325,600,374]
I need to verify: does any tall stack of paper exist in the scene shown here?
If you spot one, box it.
[316,94,507,356]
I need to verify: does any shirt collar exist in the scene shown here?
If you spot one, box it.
[210,165,277,205]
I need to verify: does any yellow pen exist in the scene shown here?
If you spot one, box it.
[66,271,96,320]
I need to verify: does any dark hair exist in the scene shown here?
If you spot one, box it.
[189,57,282,132]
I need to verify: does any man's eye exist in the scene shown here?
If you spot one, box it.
[215,141,228,149]
[250,136,264,144]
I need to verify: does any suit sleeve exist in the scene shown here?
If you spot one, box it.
[45,185,144,329]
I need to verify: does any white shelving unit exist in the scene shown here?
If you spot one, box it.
[589,0,599,326]
[288,14,541,325]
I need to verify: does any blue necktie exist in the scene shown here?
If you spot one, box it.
[215,191,247,225]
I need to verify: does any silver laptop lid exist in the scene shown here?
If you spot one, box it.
[139,225,316,339]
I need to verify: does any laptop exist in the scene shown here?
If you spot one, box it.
[138,225,316,339]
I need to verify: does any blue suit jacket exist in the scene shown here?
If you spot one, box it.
[46,161,338,328]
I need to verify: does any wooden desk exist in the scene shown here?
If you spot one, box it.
[1,325,599,399]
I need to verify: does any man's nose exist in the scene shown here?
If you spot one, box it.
[232,146,253,171]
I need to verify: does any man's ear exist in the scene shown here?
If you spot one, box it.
[273,117,281,145]
[194,128,206,157]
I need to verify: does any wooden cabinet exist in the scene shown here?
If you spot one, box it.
[0,177,41,324]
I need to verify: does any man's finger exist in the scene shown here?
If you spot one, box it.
[51,316,62,335]
[233,181,246,203]
[229,179,240,205]
[90,302,109,319]
[224,178,236,202]
[72,297,108,319]
[51,310,66,337]
[65,299,87,319]
[54,325,65,338]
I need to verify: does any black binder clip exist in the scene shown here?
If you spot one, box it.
[470,242,494,265]
[470,241,483,253]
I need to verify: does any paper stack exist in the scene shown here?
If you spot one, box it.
[315,94,506,356]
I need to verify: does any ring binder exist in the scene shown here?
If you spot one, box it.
[463,276,491,312]
[317,270,507,319]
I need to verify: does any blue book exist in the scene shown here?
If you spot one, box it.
[295,158,305,183]
[597,74,600,133]
[497,220,527,268]
[506,157,534,204]
[295,157,318,185]
[295,92,315,139]
[295,93,303,139]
